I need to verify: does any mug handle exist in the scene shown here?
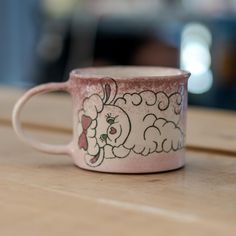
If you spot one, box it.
[12,82,72,155]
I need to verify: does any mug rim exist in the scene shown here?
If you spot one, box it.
[70,66,190,81]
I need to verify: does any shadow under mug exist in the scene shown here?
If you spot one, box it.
[12,66,190,173]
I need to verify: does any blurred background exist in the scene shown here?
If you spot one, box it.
[1,0,236,109]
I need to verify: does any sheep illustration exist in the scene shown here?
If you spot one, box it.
[78,79,185,167]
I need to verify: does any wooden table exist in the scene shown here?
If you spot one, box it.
[0,87,236,236]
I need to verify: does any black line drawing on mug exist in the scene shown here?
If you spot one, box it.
[78,79,185,167]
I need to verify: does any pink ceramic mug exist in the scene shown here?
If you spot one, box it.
[12,66,190,173]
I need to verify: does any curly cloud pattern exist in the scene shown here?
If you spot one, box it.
[114,90,184,156]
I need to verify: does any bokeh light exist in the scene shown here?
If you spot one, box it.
[181,23,213,94]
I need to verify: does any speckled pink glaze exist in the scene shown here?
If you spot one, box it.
[67,66,190,173]
[12,66,190,174]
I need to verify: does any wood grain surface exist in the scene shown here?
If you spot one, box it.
[0,126,236,236]
[0,87,236,235]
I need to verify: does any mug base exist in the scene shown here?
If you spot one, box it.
[73,150,185,174]
[75,162,185,174]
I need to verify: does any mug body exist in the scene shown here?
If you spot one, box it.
[68,67,189,173]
